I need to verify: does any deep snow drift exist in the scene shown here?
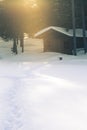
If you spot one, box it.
[0,38,87,130]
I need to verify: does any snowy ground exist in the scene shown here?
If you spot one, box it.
[0,38,87,130]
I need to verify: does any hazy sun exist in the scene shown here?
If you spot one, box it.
[24,0,37,8]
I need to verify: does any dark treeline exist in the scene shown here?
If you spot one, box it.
[37,0,87,28]
[0,0,87,54]
[0,0,31,54]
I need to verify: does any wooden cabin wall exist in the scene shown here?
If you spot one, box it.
[44,38,64,52]
[76,37,84,48]
[36,30,86,55]
[42,31,73,54]
[63,38,73,54]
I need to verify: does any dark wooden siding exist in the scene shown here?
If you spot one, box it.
[36,29,85,55]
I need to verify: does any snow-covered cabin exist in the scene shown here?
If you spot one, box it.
[34,26,87,55]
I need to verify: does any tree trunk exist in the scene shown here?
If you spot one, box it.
[71,0,77,55]
[17,36,19,45]
[20,33,24,52]
[81,0,87,53]
[13,38,18,54]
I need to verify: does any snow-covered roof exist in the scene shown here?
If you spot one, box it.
[34,26,87,37]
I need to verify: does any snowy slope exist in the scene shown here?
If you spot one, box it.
[0,38,87,130]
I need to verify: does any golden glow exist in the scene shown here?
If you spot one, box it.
[24,0,38,8]
[3,0,38,10]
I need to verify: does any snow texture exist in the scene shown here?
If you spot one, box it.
[0,38,87,130]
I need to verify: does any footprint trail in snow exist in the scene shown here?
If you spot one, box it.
[4,78,24,130]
